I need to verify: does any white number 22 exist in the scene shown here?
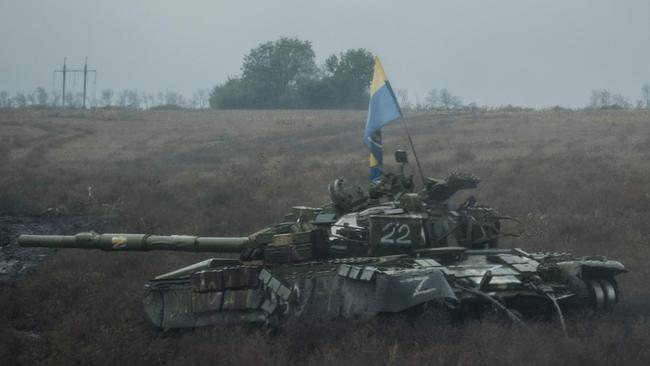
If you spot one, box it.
[380,223,411,245]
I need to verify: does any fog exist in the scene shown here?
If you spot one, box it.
[1,0,649,108]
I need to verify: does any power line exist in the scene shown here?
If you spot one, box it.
[53,57,97,108]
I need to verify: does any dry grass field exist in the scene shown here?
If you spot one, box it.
[2,108,650,365]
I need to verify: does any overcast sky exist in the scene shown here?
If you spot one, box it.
[1,0,649,108]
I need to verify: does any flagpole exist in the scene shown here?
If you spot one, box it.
[399,115,426,187]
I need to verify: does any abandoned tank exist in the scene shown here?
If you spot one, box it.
[19,150,626,329]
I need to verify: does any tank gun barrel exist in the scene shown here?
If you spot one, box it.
[18,232,250,253]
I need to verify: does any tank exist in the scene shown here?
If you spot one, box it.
[19,150,626,330]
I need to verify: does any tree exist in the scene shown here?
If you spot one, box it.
[71,92,83,108]
[192,89,209,109]
[611,94,631,109]
[0,91,9,108]
[13,92,27,108]
[321,49,374,108]
[396,89,412,110]
[407,88,465,110]
[101,89,114,107]
[589,89,611,109]
[425,89,440,109]
[239,37,317,108]
[414,93,428,111]
[210,40,375,109]
[642,84,650,109]
[164,91,185,108]
[438,89,462,110]
[88,95,99,108]
[210,78,251,109]
[588,89,631,109]
[50,90,61,107]
[117,90,129,108]
[145,92,156,109]
[126,90,140,108]
[140,91,150,109]
[34,87,48,106]
[27,92,37,106]
[297,48,373,109]
[297,78,336,108]
[156,92,166,106]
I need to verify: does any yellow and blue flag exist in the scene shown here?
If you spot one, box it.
[364,56,402,182]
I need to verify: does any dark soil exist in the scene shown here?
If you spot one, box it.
[0,214,112,286]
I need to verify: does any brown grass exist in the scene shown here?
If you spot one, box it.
[2,108,650,365]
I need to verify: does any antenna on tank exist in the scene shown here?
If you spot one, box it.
[399,115,426,187]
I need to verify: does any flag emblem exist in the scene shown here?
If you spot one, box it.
[364,57,402,182]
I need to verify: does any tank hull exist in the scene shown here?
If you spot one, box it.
[141,248,625,329]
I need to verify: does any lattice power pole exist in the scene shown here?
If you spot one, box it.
[53,57,97,108]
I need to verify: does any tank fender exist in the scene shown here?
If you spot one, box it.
[556,259,626,280]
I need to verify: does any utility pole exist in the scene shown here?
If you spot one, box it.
[61,58,67,107]
[82,57,88,108]
[53,57,97,108]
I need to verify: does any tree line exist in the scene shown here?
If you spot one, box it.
[0,88,210,109]
[588,85,650,110]
[4,84,649,111]
[209,37,375,109]
[2,35,650,111]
